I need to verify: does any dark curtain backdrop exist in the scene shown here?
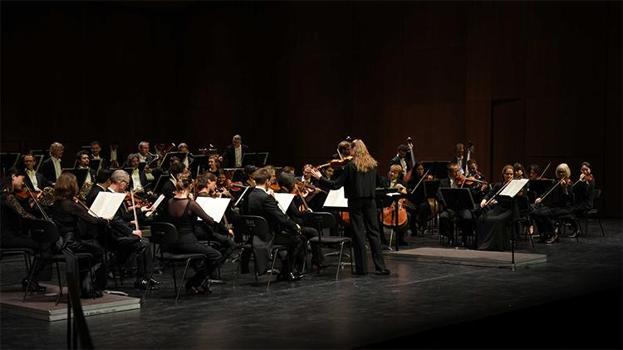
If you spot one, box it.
[2,1,621,217]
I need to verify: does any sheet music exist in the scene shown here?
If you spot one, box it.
[195,197,231,223]
[499,179,529,198]
[145,194,165,217]
[323,187,348,208]
[272,193,295,214]
[89,192,126,219]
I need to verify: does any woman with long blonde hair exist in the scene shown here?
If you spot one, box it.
[311,139,389,275]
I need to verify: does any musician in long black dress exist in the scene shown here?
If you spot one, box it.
[165,173,222,294]
[477,165,516,251]
[311,139,390,275]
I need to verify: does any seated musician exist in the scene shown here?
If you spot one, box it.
[104,170,157,290]
[281,166,296,175]
[222,134,248,168]
[322,166,335,180]
[389,144,412,180]
[51,172,109,297]
[108,142,121,169]
[76,150,95,185]
[165,173,223,294]
[85,169,112,206]
[194,173,237,264]
[438,162,475,246]
[451,143,467,175]
[1,168,55,293]
[90,141,108,171]
[126,153,149,193]
[276,173,325,270]
[23,153,51,192]
[530,163,574,244]
[513,162,526,179]
[246,167,305,281]
[299,164,323,210]
[137,141,154,164]
[207,154,222,176]
[384,164,409,246]
[477,165,516,251]
[567,162,597,238]
[406,162,433,235]
[40,142,64,185]
[465,159,489,203]
[243,165,257,187]
[161,162,186,200]
[177,142,193,169]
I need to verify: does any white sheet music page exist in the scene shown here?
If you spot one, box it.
[323,187,348,208]
[89,192,126,219]
[499,179,529,198]
[195,197,231,223]
[145,194,165,217]
[272,193,295,214]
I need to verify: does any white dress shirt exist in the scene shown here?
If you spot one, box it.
[234,146,242,167]
[26,169,40,191]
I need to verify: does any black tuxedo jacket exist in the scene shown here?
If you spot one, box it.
[222,144,248,168]
[39,158,60,184]
[23,170,51,190]
[246,188,299,239]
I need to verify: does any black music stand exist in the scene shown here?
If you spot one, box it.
[65,168,90,188]
[89,159,102,172]
[242,152,269,167]
[527,179,555,199]
[377,187,406,251]
[1,153,20,174]
[421,161,450,180]
[152,174,171,195]
[159,152,188,171]
[190,155,208,177]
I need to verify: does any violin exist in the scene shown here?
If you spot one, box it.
[455,173,488,188]
[315,156,353,170]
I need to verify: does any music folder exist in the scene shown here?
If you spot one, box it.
[89,192,126,219]
[272,193,295,214]
[195,197,231,223]
[323,187,348,208]
[145,194,165,217]
[439,188,476,211]
[499,179,529,198]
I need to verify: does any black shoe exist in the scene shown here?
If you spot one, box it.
[546,234,560,244]
[22,278,46,293]
[374,269,391,275]
[352,271,367,276]
[286,272,303,281]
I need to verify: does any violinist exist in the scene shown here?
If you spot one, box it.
[513,162,526,179]
[51,172,109,297]
[311,139,390,276]
[528,164,541,181]
[215,170,233,198]
[165,173,222,294]
[243,165,257,188]
[389,144,412,179]
[1,168,54,293]
[281,166,296,175]
[85,169,112,206]
[40,142,64,184]
[23,153,50,193]
[330,140,353,179]
[476,165,515,251]
[207,154,222,176]
[406,162,433,235]
[438,163,475,246]
[530,163,574,244]
[322,166,335,180]
[161,162,186,200]
[571,162,596,214]
[177,142,193,169]
[104,170,157,290]
[299,164,323,209]
[277,173,325,270]
[245,167,305,281]
[464,159,489,202]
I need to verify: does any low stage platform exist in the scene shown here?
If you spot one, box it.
[390,247,547,268]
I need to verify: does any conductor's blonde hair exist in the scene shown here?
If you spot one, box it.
[352,139,377,173]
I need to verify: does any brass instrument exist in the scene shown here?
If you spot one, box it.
[78,180,93,201]
[38,187,56,207]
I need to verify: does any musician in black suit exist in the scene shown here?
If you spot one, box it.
[22,154,51,191]
[90,141,109,171]
[450,143,467,175]
[39,142,64,184]
[438,162,475,246]
[126,154,150,192]
[389,144,413,179]
[246,167,305,281]
[222,134,248,168]
[103,170,157,290]
[160,161,185,199]
[75,150,96,188]
[85,169,112,206]
[311,139,390,276]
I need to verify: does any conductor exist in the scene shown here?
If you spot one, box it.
[311,139,390,276]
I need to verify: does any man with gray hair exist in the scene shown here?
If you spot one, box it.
[137,141,154,164]
[104,169,159,290]
[40,142,64,184]
[222,134,248,168]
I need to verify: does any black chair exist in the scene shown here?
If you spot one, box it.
[576,189,606,237]
[303,212,353,280]
[23,219,95,304]
[0,247,34,275]
[232,215,285,289]
[149,222,207,303]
